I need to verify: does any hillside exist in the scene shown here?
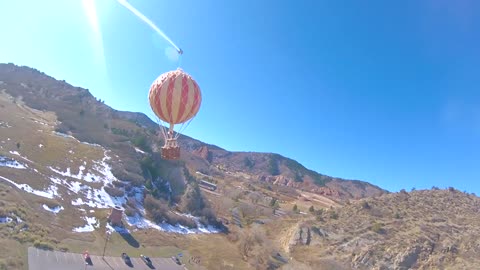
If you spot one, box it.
[0,63,386,201]
[282,188,480,269]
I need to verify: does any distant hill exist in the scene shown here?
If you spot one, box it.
[0,63,386,201]
[283,188,480,269]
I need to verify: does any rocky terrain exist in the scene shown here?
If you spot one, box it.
[283,188,480,269]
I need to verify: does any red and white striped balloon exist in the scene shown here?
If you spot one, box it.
[148,68,202,125]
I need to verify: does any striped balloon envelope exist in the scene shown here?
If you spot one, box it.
[148,68,202,160]
[149,68,202,125]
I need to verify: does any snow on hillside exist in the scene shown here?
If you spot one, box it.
[0,143,221,234]
[0,175,58,199]
[9,150,33,163]
[125,212,221,234]
[43,204,64,214]
[0,156,26,169]
[73,216,99,232]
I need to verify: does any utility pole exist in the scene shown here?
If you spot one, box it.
[102,228,112,258]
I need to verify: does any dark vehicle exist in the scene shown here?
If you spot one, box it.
[122,253,132,266]
[141,254,152,265]
[171,256,181,265]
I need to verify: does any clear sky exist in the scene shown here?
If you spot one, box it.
[1,0,479,194]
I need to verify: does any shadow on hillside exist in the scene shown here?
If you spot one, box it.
[119,231,140,248]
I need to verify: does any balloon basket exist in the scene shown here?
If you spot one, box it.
[162,146,181,160]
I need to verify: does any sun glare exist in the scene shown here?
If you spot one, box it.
[82,0,107,75]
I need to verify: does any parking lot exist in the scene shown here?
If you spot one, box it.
[28,247,185,270]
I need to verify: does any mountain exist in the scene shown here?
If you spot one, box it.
[0,63,386,202]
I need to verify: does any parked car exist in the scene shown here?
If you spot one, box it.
[171,256,181,265]
[121,252,132,265]
[141,254,152,265]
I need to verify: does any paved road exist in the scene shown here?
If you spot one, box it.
[28,247,185,270]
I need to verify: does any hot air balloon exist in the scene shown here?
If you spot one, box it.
[148,68,202,160]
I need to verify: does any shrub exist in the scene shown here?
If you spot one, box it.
[243,157,254,169]
[371,222,384,233]
[104,186,125,197]
[309,206,315,213]
[124,207,136,217]
[112,181,126,188]
[361,201,371,209]
[182,184,206,215]
[126,198,137,209]
[315,209,324,216]
[167,213,197,228]
[329,211,338,220]
[128,176,144,187]
[268,155,280,175]
[131,135,151,153]
[33,240,54,250]
[294,172,303,182]
[144,195,173,223]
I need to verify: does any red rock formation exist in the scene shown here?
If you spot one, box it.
[193,146,212,162]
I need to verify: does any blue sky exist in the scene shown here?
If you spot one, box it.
[1,0,479,194]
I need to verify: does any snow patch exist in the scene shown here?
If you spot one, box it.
[73,216,99,232]
[0,175,57,199]
[0,156,26,169]
[42,204,64,214]
[33,120,48,126]
[70,184,125,209]
[50,177,86,194]
[135,147,146,154]
[0,216,13,224]
[81,141,102,148]
[48,151,116,186]
[9,151,33,163]
[0,121,12,128]
[54,132,77,140]
[125,213,221,234]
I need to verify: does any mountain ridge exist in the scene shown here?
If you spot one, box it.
[0,62,386,200]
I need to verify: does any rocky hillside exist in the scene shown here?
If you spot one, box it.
[283,188,480,269]
[0,63,386,201]
[2,63,479,270]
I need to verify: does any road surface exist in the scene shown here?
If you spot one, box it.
[28,247,185,270]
